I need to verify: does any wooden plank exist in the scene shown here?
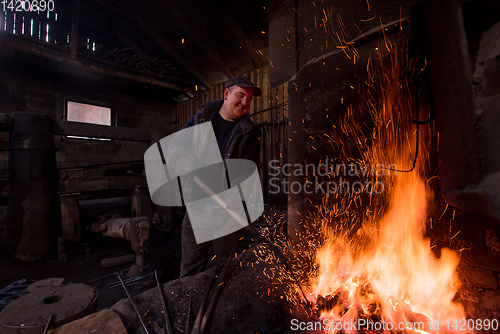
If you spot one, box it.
[285,82,289,119]
[60,176,147,193]
[53,119,152,141]
[248,71,257,123]
[100,254,136,268]
[270,86,277,122]
[48,308,127,334]
[278,82,284,120]
[265,67,271,123]
[70,0,81,59]
[255,68,262,121]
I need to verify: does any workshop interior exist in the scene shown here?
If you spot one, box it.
[0,0,499,333]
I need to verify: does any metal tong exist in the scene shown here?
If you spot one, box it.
[189,246,236,334]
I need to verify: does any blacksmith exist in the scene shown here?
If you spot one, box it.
[178,75,261,277]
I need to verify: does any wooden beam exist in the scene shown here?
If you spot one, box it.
[0,33,195,93]
[54,2,116,37]
[159,0,234,79]
[93,0,211,90]
[47,309,128,334]
[212,1,266,69]
[132,16,212,90]
[100,254,136,268]
[60,176,147,193]
[116,26,153,61]
[53,119,152,141]
[70,0,81,59]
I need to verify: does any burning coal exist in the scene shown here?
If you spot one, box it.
[304,38,468,333]
[257,35,470,334]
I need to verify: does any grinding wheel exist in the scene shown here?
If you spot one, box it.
[0,278,98,334]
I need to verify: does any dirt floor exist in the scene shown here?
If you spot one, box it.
[111,245,314,334]
[0,192,302,333]
[0,225,183,315]
[0,231,315,334]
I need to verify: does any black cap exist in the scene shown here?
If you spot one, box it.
[226,75,262,96]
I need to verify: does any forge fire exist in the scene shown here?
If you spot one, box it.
[258,37,478,334]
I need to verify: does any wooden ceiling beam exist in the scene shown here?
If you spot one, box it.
[54,2,117,37]
[211,1,266,69]
[93,0,211,90]
[158,0,235,79]
[116,26,153,62]
[0,33,195,93]
[133,16,211,89]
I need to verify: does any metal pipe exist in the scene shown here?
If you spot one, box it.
[118,275,153,334]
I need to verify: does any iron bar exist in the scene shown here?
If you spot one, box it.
[155,270,173,334]
[118,275,153,334]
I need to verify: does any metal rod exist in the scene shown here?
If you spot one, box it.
[109,272,154,288]
[190,255,224,334]
[118,275,153,334]
[185,294,192,334]
[42,314,54,334]
[88,268,128,284]
[193,176,247,226]
[200,249,235,334]
[154,270,173,334]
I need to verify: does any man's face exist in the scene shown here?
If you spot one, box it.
[222,86,254,120]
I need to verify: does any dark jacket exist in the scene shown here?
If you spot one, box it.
[184,99,260,165]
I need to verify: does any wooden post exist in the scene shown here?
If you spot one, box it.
[60,194,81,244]
[8,112,59,262]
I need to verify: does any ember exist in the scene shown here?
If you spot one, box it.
[305,37,468,333]
[263,35,471,334]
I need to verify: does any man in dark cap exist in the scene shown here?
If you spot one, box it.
[179,75,261,277]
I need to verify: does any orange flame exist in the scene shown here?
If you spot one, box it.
[307,39,469,333]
